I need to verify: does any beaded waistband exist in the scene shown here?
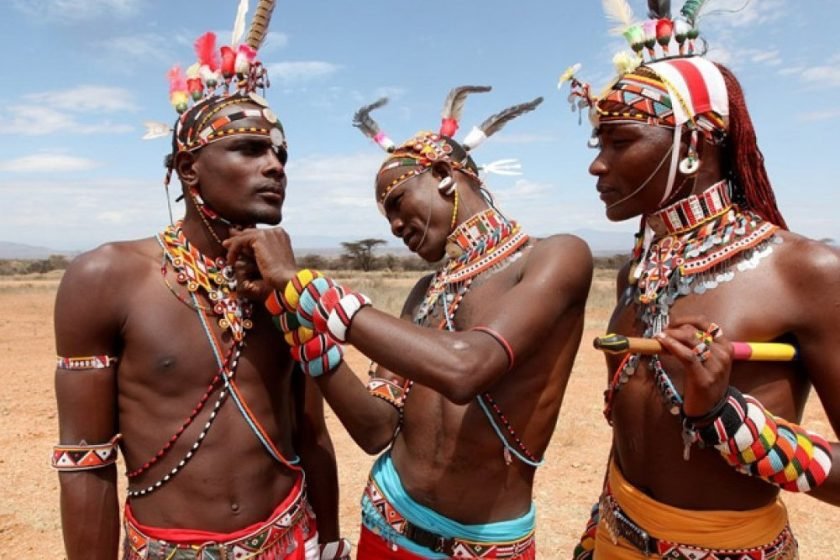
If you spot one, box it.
[362,475,535,558]
[123,479,314,560]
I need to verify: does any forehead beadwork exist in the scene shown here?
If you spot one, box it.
[559,1,728,140]
[143,0,286,185]
[356,90,543,207]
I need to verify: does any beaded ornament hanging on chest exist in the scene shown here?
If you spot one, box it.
[159,222,254,341]
[604,181,782,420]
[414,208,529,328]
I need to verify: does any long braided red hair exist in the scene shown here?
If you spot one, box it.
[716,63,788,229]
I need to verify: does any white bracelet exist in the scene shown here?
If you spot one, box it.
[326,292,371,342]
[320,537,352,560]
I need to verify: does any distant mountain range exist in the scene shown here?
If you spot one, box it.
[0,242,77,259]
[0,229,633,260]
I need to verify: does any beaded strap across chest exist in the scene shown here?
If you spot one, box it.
[127,224,300,498]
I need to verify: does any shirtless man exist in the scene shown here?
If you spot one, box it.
[561,5,839,557]
[227,89,593,558]
[52,9,350,559]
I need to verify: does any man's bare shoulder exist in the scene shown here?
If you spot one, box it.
[401,272,435,317]
[526,234,593,293]
[773,231,840,288]
[60,237,160,291]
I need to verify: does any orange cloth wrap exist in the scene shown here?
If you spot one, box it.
[595,461,791,559]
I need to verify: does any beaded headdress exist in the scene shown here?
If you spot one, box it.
[353,88,543,211]
[558,0,734,207]
[143,1,285,189]
[559,0,787,228]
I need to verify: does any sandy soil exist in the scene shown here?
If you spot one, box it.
[0,273,837,558]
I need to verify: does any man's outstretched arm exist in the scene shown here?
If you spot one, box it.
[345,236,593,403]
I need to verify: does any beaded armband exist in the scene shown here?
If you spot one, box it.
[56,355,118,370]
[367,378,408,410]
[52,434,121,471]
[683,387,833,492]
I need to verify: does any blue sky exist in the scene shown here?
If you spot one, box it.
[1,0,838,252]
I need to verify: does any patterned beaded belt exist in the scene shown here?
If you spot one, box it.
[598,491,798,559]
[123,488,313,560]
[363,477,536,558]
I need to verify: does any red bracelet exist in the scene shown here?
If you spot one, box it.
[470,326,515,371]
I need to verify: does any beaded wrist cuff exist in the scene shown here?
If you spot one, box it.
[296,277,338,329]
[299,344,344,378]
[327,292,372,342]
[281,269,323,313]
[52,434,121,471]
[265,290,284,316]
[684,386,833,492]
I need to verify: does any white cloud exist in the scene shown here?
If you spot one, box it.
[105,34,172,64]
[493,132,557,145]
[798,108,840,122]
[703,0,787,28]
[280,152,389,238]
[798,65,840,88]
[0,104,134,136]
[262,32,290,52]
[13,0,141,21]
[0,177,170,250]
[493,179,552,203]
[0,153,102,173]
[775,56,840,89]
[266,61,341,83]
[286,153,382,187]
[0,85,136,136]
[24,86,138,113]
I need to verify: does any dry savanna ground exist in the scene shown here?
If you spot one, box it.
[0,270,838,558]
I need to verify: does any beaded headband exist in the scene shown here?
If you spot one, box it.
[559,0,727,137]
[143,1,286,172]
[353,88,543,205]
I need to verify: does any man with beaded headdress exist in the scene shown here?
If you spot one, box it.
[51,2,352,559]
[559,1,840,558]
[225,87,593,558]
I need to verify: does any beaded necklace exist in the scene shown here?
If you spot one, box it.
[603,180,781,430]
[159,222,253,342]
[415,208,529,329]
[409,207,542,467]
[130,224,298,498]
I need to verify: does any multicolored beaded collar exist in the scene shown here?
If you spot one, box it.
[158,222,254,342]
[603,181,781,424]
[415,207,529,328]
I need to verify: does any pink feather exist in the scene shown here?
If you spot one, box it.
[237,44,257,61]
[194,32,220,71]
[167,66,187,94]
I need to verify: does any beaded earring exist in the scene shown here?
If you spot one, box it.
[438,176,457,195]
[449,188,460,231]
[679,129,700,175]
